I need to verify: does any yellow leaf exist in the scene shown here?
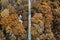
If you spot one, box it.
[1,9,9,17]
[17,0,22,4]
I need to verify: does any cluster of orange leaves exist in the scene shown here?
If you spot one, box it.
[0,13,26,35]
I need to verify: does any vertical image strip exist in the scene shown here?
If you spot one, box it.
[0,0,28,40]
[28,0,31,40]
[31,0,60,40]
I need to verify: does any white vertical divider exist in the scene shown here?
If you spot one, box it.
[28,0,31,40]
